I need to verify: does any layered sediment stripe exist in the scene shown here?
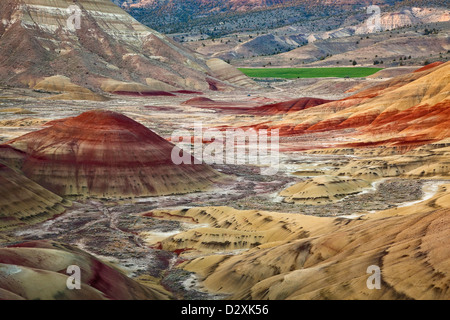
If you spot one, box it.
[4,110,220,198]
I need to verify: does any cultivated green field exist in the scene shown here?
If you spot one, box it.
[238,67,383,79]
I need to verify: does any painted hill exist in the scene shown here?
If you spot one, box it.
[279,176,372,204]
[251,97,333,115]
[2,110,219,198]
[151,195,450,299]
[0,162,71,230]
[242,61,450,148]
[0,240,170,300]
[0,0,255,93]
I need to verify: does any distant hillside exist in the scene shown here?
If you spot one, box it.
[122,0,293,11]
[115,0,448,36]
[188,8,450,65]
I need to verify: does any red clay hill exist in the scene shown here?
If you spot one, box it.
[237,61,450,147]
[2,110,219,198]
[250,97,333,115]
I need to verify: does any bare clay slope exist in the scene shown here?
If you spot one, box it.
[240,62,450,149]
[0,162,71,230]
[2,110,220,198]
[153,199,450,300]
[0,0,255,93]
[0,240,170,300]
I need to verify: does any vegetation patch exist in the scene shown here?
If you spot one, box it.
[238,67,383,79]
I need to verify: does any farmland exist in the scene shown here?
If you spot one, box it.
[238,67,383,78]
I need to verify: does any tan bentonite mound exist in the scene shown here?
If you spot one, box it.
[0,163,71,230]
[279,176,372,204]
[149,189,450,300]
[0,240,170,300]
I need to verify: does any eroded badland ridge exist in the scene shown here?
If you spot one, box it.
[0,0,449,300]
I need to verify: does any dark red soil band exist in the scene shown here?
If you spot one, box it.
[112,91,176,97]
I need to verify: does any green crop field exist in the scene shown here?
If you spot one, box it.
[238,67,383,79]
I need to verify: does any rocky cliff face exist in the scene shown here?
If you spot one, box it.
[355,7,450,33]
